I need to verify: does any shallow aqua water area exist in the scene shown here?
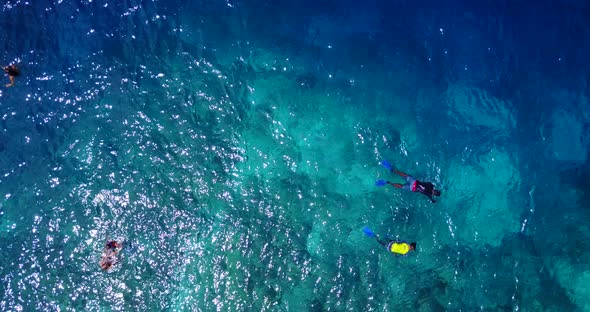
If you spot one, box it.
[1,1,590,311]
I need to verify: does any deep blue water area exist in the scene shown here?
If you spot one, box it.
[1,0,590,311]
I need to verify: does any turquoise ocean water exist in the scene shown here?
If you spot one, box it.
[1,0,590,311]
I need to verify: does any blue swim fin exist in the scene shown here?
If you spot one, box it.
[375,180,387,186]
[363,227,376,238]
[380,160,393,171]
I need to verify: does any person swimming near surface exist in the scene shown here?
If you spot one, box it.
[363,227,416,256]
[100,240,123,271]
[4,64,19,87]
[375,160,441,203]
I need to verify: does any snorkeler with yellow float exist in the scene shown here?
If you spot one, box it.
[363,227,416,256]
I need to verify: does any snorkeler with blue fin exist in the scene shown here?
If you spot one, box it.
[363,227,416,256]
[375,160,441,203]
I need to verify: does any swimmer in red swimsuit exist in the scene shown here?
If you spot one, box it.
[3,64,19,88]
[376,160,441,203]
[100,240,123,271]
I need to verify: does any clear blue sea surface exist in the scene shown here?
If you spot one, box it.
[1,0,590,311]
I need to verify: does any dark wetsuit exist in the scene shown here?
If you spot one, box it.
[5,66,19,77]
[414,181,437,203]
[106,241,119,250]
